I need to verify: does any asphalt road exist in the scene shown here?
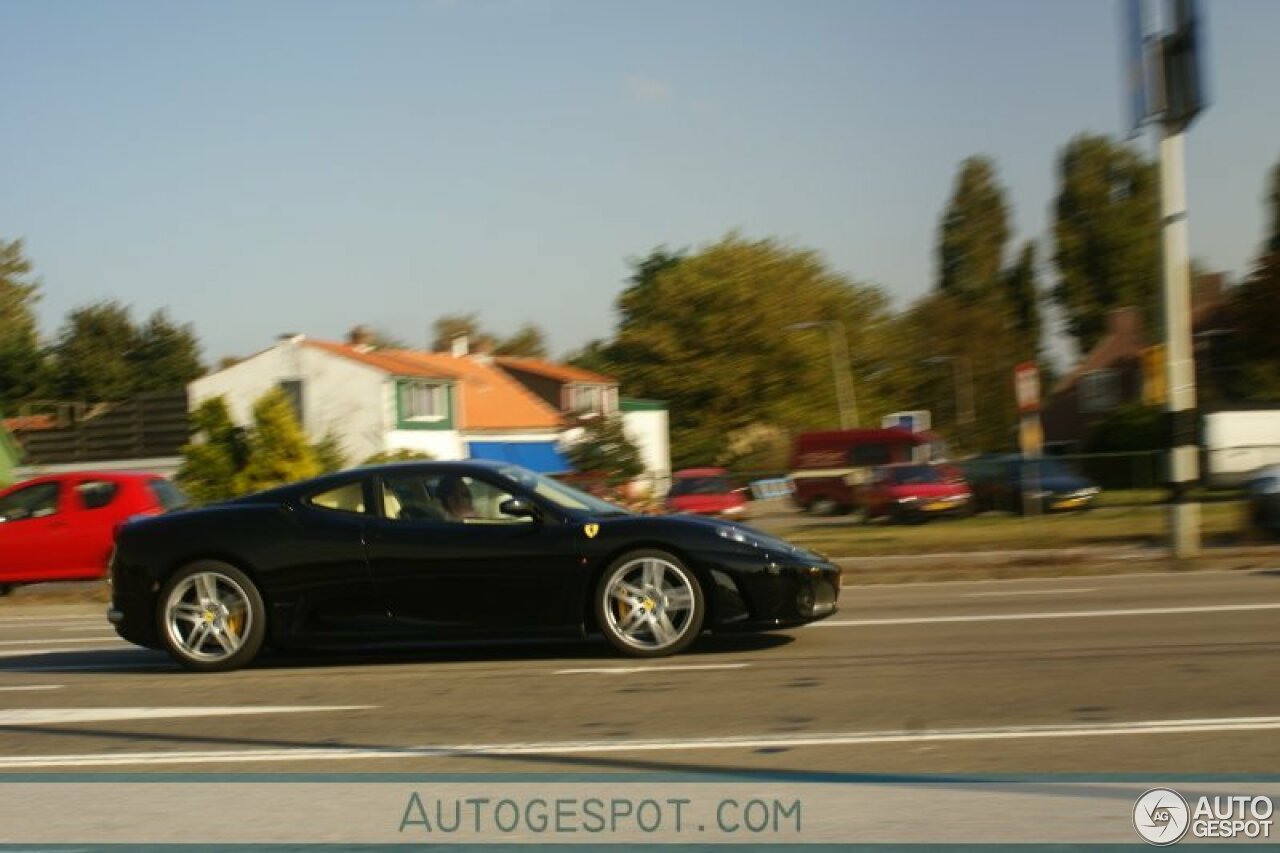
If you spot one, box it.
[0,569,1277,776]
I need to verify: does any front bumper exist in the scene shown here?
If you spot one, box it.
[707,551,841,630]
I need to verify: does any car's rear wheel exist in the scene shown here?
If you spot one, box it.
[596,550,704,658]
[809,496,839,516]
[157,561,265,672]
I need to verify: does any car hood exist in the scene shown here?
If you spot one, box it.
[637,512,828,563]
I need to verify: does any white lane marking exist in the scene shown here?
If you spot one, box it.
[0,685,63,692]
[7,662,169,673]
[809,602,1280,628]
[2,715,1278,768]
[555,663,749,675]
[962,587,1097,598]
[0,615,103,625]
[0,705,374,727]
[0,637,121,647]
[0,645,126,659]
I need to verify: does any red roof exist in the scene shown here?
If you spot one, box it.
[493,357,616,385]
[306,342,562,431]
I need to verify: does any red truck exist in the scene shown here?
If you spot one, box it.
[788,428,934,515]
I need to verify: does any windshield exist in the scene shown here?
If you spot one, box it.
[495,465,632,517]
[1024,459,1078,480]
[669,476,734,496]
[889,465,943,485]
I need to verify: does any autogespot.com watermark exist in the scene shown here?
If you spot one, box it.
[1134,787,1274,845]
[398,792,802,838]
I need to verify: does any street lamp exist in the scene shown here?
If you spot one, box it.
[786,321,858,429]
[924,355,975,449]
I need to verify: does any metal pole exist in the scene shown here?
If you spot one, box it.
[829,322,858,429]
[1159,127,1200,558]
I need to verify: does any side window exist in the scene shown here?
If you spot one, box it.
[147,479,189,511]
[463,478,531,524]
[0,482,62,522]
[307,481,368,515]
[850,443,891,467]
[76,480,121,511]
[380,473,530,524]
[382,473,447,521]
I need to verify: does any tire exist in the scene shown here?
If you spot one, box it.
[809,497,839,516]
[156,560,266,672]
[595,549,705,658]
[0,583,11,597]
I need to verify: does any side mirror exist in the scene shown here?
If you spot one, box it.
[499,497,541,521]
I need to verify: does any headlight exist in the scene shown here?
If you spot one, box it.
[895,496,919,504]
[717,525,758,546]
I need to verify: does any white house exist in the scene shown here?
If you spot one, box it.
[190,331,566,471]
[189,330,671,481]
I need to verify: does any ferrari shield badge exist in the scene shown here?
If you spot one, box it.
[583,523,599,539]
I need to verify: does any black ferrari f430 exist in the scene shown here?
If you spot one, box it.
[108,461,841,671]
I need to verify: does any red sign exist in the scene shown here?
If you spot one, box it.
[1014,362,1040,414]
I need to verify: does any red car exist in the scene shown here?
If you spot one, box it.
[0,472,186,594]
[665,467,749,519]
[860,463,972,523]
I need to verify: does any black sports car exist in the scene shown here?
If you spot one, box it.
[109,461,841,671]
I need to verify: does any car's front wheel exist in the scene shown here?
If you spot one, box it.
[157,561,266,672]
[596,550,704,658]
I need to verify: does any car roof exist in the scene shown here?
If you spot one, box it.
[229,459,519,503]
[1,471,160,491]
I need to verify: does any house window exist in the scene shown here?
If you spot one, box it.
[1079,369,1121,414]
[278,379,304,427]
[396,379,452,429]
[403,383,445,419]
[567,384,615,415]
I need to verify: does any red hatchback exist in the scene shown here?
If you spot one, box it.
[861,463,972,523]
[0,472,186,594]
[666,468,749,519]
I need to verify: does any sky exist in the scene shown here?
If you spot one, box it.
[4,0,1278,368]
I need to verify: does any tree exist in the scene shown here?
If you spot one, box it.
[0,238,44,409]
[895,293,1026,453]
[599,235,893,468]
[565,415,643,485]
[1001,240,1042,357]
[176,398,248,505]
[363,448,433,465]
[430,313,495,353]
[178,393,349,503]
[1218,251,1280,402]
[937,156,1010,301]
[493,323,548,358]
[311,431,348,473]
[232,389,321,494]
[49,301,140,402]
[1052,134,1161,351]
[49,301,205,402]
[130,310,204,393]
[1267,158,1280,254]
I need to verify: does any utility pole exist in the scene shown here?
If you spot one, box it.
[786,321,858,429]
[1127,0,1207,558]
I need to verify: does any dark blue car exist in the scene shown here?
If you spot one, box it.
[963,454,1101,514]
